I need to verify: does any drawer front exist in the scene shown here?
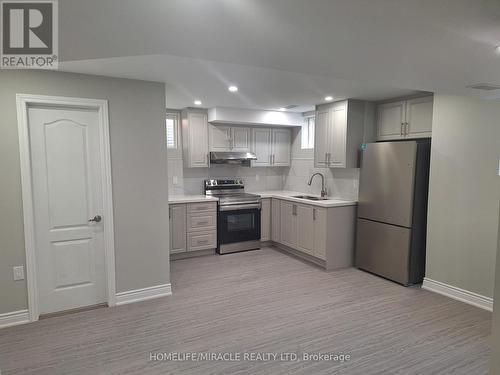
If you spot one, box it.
[187,231,217,251]
[187,212,217,232]
[187,202,217,213]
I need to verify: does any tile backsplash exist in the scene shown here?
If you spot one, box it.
[167,158,285,195]
[168,157,359,200]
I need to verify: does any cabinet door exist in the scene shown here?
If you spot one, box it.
[210,125,231,151]
[272,128,291,166]
[271,198,281,242]
[314,108,330,168]
[405,96,433,138]
[296,204,314,255]
[313,207,327,260]
[260,198,271,241]
[232,127,251,151]
[188,112,209,167]
[328,105,347,168]
[377,101,405,141]
[252,128,272,167]
[169,204,187,254]
[280,201,297,248]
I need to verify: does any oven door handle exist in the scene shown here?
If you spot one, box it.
[219,203,261,211]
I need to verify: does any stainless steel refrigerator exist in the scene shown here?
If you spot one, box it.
[356,140,431,285]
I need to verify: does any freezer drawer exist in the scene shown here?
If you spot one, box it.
[355,218,412,285]
[358,141,417,227]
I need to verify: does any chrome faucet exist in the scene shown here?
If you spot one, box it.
[307,173,327,198]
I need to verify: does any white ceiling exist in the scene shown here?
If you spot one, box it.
[59,0,500,110]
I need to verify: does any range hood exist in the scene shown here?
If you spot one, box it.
[210,151,257,166]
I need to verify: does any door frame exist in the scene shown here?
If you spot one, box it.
[16,93,117,322]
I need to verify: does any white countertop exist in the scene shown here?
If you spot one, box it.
[168,195,219,204]
[250,190,357,208]
[168,191,357,207]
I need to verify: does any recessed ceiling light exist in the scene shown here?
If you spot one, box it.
[194,100,202,106]
[324,96,333,101]
[228,85,238,92]
[279,107,286,111]
[495,46,500,54]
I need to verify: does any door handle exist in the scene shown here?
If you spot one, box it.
[89,215,102,223]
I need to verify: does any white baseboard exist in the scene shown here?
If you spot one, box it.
[0,309,30,329]
[115,284,172,306]
[422,278,493,311]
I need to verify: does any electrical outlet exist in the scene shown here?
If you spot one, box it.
[13,266,24,281]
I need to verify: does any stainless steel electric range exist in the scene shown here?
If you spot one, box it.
[204,179,261,254]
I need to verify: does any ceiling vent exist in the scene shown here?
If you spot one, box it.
[284,105,298,110]
[466,83,500,91]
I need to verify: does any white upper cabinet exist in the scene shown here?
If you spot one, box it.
[251,127,291,167]
[209,125,231,151]
[329,104,348,168]
[209,125,251,152]
[377,101,406,140]
[271,128,291,166]
[314,108,330,168]
[232,127,251,151]
[377,96,433,140]
[405,96,433,138]
[182,109,209,168]
[252,128,273,166]
[314,100,367,169]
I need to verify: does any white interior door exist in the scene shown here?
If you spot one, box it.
[28,106,107,315]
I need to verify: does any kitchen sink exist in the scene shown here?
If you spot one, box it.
[291,195,329,201]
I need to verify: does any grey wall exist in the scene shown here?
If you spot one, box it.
[0,70,170,314]
[426,95,500,298]
[490,204,500,374]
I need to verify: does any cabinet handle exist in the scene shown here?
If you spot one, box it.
[400,123,404,136]
[292,205,297,216]
[269,154,272,164]
[313,208,316,221]
[169,207,171,219]
[325,153,328,164]
[197,221,209,226]
[197,239,209,244]
[405,122,409,136]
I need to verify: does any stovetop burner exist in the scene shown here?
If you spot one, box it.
[204,179,261,205]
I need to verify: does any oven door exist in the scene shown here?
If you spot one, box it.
[218,204,261,247]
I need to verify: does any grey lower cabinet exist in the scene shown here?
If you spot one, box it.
[272,198,355,270]
[260,198,271,242]
[169,204,187,254]
[271,198,281,242]
[169,202,217,256]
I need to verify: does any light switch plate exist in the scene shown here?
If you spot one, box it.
[13,266,24,281]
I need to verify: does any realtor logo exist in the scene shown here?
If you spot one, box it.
[1,0,58,69]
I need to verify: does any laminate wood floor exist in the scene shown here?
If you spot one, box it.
[0,247,492,375]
